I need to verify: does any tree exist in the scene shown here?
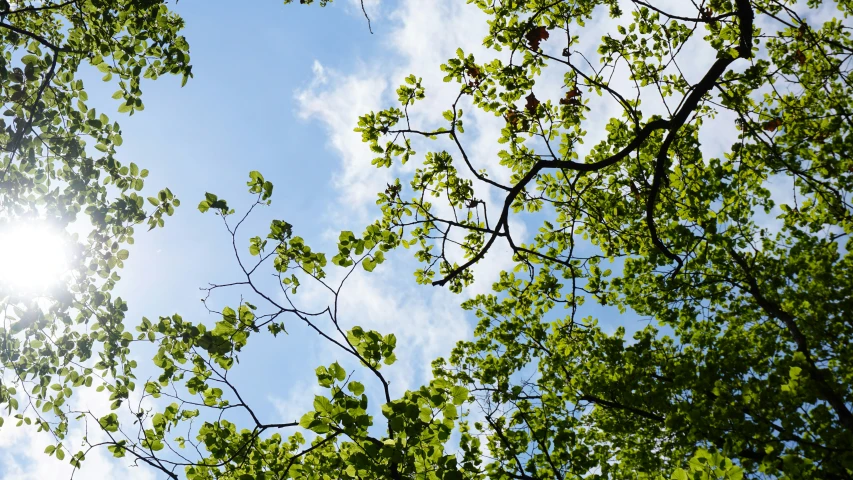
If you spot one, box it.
[0,0,189,465]
[358,0,853,477]
[5,0,853,479]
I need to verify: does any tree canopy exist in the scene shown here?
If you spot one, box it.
[0,0,187,468]
[1,0,852,479]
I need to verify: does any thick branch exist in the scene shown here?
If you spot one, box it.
[645,0,754,276]
[433,118,670,287]
[579,393,665,423]
[0,20,77,52]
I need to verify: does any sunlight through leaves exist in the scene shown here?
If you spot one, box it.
[0,223,69,293]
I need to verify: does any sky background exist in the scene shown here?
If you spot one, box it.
[0,0,837,477]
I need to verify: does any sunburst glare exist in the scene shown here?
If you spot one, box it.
[0,222,69,293]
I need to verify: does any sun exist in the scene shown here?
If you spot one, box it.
[0,222,70,293]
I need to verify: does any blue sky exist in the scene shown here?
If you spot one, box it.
[0,0,778,476]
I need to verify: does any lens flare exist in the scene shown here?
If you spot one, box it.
[0,222,69,293]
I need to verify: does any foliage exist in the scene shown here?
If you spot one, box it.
[56,172,448,479]
[4,0,853,480]
[355,0,853,478]
[0,0,189,468]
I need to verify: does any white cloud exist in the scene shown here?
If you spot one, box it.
[269,381,325,425]
[331,267,470,394]
[295,62,390,220]
[294,0,497,218]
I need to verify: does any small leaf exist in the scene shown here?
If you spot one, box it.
[559,88,581,105]
[525,93,540,113]
[348,381,365,396]
[451,386,468,405]
[525,26,549,50]
[763,118,783,131]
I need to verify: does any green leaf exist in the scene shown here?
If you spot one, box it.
[451,386,468,405]
[348,381,365,396]
[330,362,346,382]
[99,413,119,432]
